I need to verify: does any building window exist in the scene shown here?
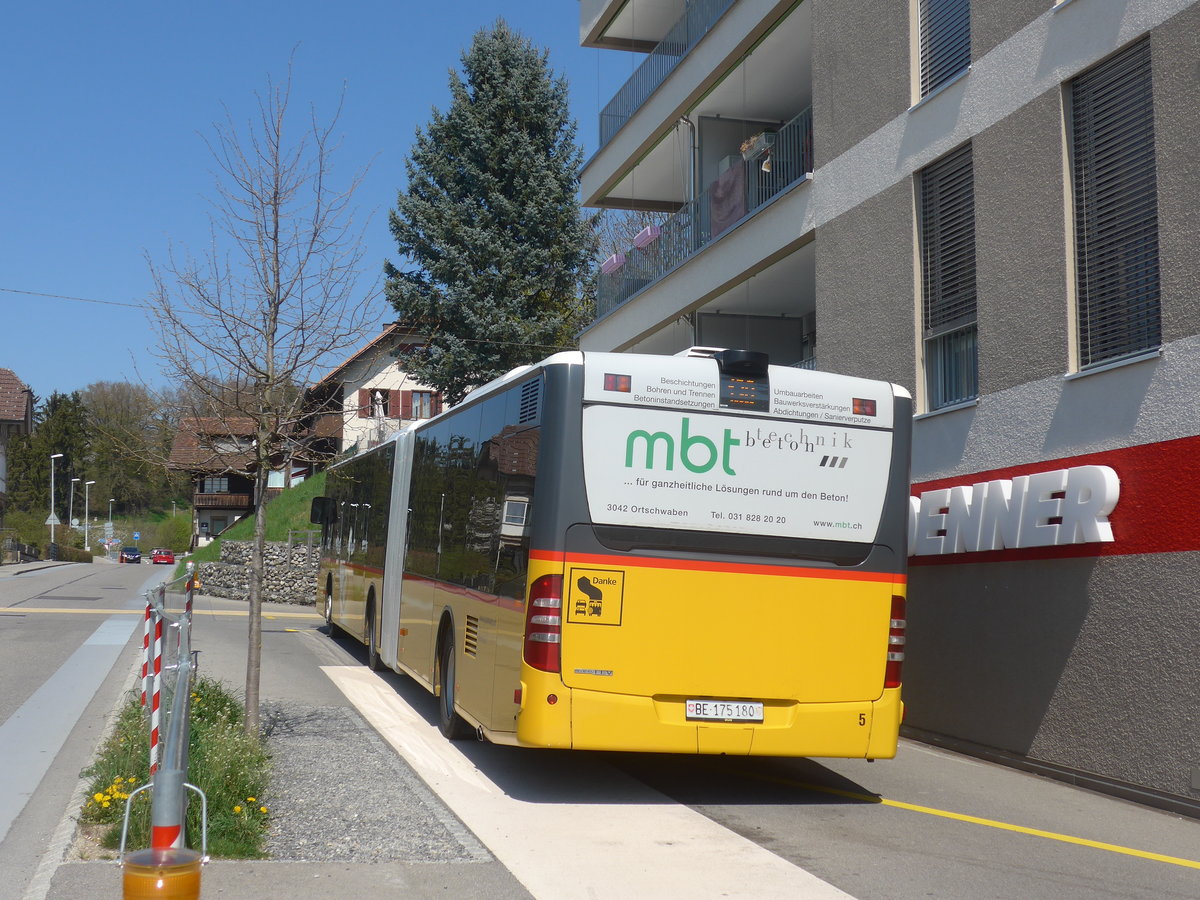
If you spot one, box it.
[919,143,978,410]
[357,388,400,419]
[1070,39,1160,369]
[918,0,970,98]
[200,477,229,494]
[411,391,436,420]
[503,499,529,527]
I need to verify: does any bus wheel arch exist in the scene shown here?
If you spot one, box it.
[435,612,470,740]
[365,588,381,671]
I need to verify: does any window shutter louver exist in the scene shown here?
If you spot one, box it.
[400,390,413,419]
[919,0,971,97]
[921,144,977,333]
[1071,38,1160,369]
[432,393,443,416]
[357,389,370,418]
[920,143,978,409]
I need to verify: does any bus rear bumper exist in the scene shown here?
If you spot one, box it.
[517,678,903,758]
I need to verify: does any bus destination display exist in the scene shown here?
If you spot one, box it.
[719,373,769,412]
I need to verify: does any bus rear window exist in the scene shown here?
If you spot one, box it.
[581,405,893,545]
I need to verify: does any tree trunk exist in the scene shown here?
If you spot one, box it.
[244,459,270,738]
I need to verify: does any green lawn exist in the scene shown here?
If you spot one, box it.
[180,472,326,574]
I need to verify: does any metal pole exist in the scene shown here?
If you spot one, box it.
[49,453,63,546]
[147,573,196,851]
[69,477,79,534]
[84,480,95,551]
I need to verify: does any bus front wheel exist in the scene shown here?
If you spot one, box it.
[437,628,470,740]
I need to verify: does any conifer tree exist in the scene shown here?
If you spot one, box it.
[385,21,594,403]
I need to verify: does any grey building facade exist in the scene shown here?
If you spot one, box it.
[579,0,1200,813]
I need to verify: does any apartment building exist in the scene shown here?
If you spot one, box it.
[578,0,1200,814]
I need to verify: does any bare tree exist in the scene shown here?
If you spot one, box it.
[148,68,376,737]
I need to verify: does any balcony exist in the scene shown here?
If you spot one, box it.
[595,107,812,321]
[598,0,738,149]
[193,493,252,510]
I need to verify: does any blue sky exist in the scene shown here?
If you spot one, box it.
[1,1,633,401]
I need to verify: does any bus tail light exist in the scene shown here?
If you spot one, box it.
[885,595,906,689]
[524,574,563,673]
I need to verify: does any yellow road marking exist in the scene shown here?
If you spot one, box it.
[3,607,322,620]
[749,773,1200,870]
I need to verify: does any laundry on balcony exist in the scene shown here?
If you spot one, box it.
[710,163,746,238]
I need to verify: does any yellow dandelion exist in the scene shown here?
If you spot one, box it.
[102,801,110,808]
[246,797,255,803]
[233,805,242,814]
[93,793,105,803]
[259,806,268,814]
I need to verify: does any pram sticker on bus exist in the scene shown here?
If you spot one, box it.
[567,569,624,625]
[582,405,893,543]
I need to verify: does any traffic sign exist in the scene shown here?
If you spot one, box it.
[45,514,61,526]
[133,531,141,541]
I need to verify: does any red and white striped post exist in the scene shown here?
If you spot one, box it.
[149,609,163,776]
[140,601,151,708]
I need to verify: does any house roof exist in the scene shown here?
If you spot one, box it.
[168,416,258,473]
[310,323,423,391]
[0,369,31,423]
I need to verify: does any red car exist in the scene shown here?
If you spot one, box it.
[151,548,176,565]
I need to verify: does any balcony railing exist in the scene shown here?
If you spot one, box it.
[596,108,813,321]
[193,493,252,509]
[598,0,737,149]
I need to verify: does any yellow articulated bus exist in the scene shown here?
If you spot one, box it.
[311,348,912,758]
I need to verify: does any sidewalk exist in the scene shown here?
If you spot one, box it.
[0,559,86,578]
[36,591,532,900]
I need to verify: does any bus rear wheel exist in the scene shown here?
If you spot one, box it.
[366,606,382,672]
[437,628,470,740]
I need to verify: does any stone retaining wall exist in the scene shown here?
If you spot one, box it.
[197,540,319,606]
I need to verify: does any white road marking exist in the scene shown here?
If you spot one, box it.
[323,665,854,900]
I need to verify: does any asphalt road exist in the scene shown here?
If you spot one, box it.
[0,559,169,900]
[4,560,1199,899]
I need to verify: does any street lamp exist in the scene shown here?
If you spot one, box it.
[108,499,115,523]
[69,477,80,533]
[49,453,64,545]
[84,480,96,551]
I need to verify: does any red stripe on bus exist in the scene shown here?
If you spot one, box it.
[530,549,902,583]
[342,562,384,576]
[910,434,1200,563]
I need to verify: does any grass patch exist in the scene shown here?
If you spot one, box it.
[81,676,270,858]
